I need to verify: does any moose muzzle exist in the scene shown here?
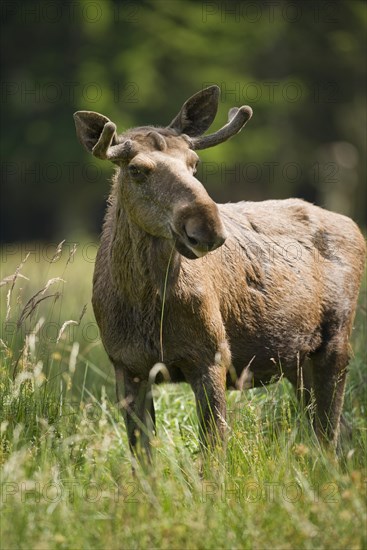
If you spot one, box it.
[172,201,227,259]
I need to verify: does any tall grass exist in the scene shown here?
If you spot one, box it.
[0,242,366,549]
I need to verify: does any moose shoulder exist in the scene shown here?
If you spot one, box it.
[74,85,366,460]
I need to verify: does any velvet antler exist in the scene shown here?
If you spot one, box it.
[190,105,253,150]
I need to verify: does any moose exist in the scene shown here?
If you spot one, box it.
[74,85,365,460]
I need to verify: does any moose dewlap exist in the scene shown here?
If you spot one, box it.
[74,85,365,459]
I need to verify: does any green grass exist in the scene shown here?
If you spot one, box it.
[0,242,366,549]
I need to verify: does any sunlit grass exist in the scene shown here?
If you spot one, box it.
[0,243,366,549]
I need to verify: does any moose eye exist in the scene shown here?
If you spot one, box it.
[128,164,150,182]
[128,165,141,177]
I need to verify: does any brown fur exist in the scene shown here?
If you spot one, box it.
[74,87,366,459]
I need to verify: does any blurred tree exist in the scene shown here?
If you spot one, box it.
[1,0,365,243]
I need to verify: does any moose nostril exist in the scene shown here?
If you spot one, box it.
[187,235,199,247]
[183,226,199,247]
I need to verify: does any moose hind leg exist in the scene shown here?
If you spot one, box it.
[310,336,350,448]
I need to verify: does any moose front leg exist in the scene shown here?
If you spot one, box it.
[115,366,155,464]
[191,365,227,451]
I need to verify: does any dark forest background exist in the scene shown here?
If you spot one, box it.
[1,0,366,243]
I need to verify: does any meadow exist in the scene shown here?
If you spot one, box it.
[0,241,366,549]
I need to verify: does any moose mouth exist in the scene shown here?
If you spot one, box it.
[171,230,209,260]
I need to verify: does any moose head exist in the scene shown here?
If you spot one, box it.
[74,86,252,259]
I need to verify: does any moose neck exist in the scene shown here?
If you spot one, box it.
[107,185,181,303]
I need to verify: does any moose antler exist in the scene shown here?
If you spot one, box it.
[102,139,134,161]
[73,111,133,161]
[190,105,253,150]
[92,122,134,161]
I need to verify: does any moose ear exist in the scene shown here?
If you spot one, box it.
[168,85,220,137]
[73,111,117,154]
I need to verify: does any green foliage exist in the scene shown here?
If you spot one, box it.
[0,243,366,549]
